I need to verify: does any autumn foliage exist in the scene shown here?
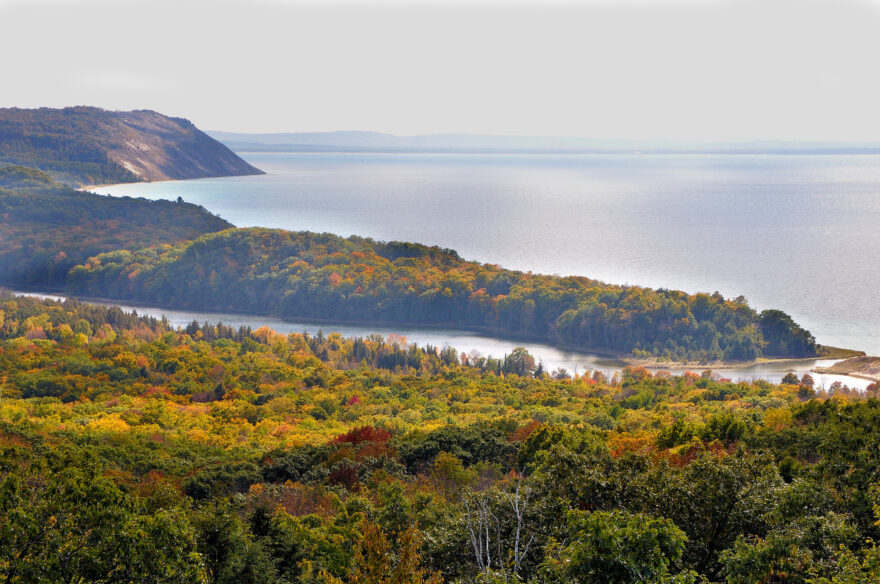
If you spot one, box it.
[0,293,876,584]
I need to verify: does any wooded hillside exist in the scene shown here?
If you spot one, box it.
[0,106,262,186]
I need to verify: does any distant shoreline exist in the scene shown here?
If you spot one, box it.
[206,130,880,156]
[228,147,880,156]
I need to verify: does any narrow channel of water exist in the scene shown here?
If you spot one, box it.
[14,291,871,389]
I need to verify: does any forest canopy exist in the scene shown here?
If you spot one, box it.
[0,292,876,584]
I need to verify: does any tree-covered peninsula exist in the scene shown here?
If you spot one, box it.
[68,227,819,362]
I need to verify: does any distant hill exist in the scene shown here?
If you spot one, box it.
[208,130,880,155]
[207,130,667,153]
[0,106,263,186]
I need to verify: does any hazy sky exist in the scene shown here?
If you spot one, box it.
[2,0,879,140]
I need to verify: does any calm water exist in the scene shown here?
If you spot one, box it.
[16,291,871,389]
[91,151,880,359]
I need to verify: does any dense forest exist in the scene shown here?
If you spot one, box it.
[0,292,877,583]
[68,227,819,362]
[0,166,232,287]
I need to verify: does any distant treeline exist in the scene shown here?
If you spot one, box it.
[0,166,232,287]
[68,227,818,361]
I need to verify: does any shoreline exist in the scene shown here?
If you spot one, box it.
[75,173,259,193]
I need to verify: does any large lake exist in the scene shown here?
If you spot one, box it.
[89,151,880,384]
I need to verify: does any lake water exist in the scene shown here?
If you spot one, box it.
[88,151,880,376]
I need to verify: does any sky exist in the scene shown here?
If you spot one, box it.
[1,0,879,141]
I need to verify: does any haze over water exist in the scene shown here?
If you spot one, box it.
[93,151,880,357]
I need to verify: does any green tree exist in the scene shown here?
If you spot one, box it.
[540,510,688,584]
[0,449,204,584]
[194,501,276,584]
